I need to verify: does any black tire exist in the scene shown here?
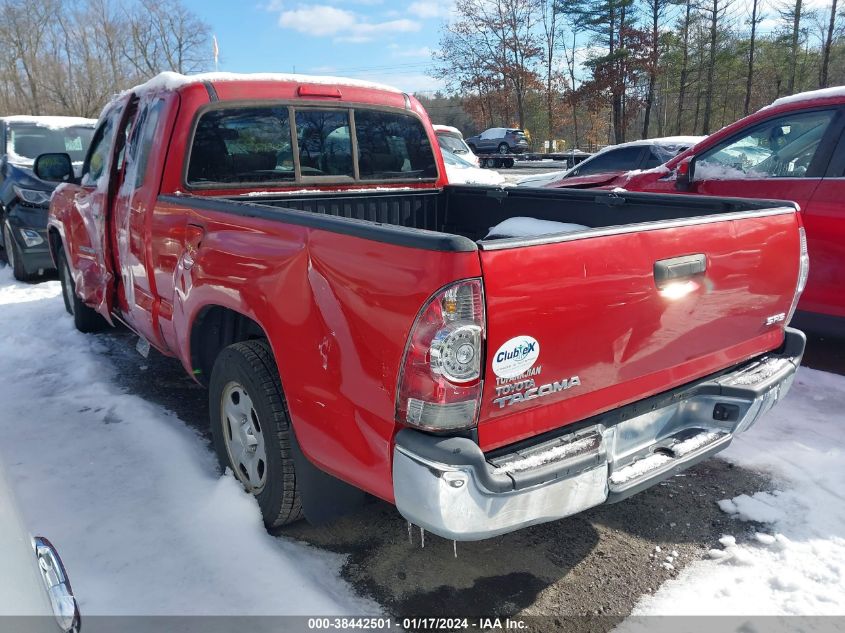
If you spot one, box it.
[3,222,34,281]
[504,158,515,168]
[57,245,107,332]
[485,158,499,168]
[497,142,510,154]
[209,339,303,528]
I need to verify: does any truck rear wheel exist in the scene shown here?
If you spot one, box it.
[57,245,107,333]
[209,339,303,528]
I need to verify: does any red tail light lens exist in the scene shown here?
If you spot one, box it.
[396,279,485,431]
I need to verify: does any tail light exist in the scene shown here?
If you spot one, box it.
[396,279,485,431]
[786,227,809,324]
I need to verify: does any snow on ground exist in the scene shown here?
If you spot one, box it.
[628,366,845,616]
[0,268,377,616]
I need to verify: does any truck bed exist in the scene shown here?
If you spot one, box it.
[173,185,800,451]
[201,185,794,248]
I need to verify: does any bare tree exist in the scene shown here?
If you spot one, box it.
[744,0,764,114]
[125,0,211,76]
[540,0,560,148]
[819,0,840,86]
[779,0,804,93]
[701,0,733,134]
[642,0,669,137]
[435,0,543,129]
[674,0,694,134]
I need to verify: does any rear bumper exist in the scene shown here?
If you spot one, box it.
[393,328,805,541]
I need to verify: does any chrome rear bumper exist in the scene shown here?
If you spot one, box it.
[393,328,805,541]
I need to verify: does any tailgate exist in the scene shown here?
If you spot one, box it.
[478,210,800,451]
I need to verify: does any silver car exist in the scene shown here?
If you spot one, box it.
[0,462,80,632]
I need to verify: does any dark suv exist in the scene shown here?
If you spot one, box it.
[0,116,95,280]
[465,128,529,154]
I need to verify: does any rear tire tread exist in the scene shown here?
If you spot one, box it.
[211,340,303,527]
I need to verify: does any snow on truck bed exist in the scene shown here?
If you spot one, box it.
[0,269,376,616]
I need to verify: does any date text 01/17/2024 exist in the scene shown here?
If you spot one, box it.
[306,617,529,630]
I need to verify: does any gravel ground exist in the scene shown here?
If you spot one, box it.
[90,324,843,628]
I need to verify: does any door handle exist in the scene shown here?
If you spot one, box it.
[653,254,706,287]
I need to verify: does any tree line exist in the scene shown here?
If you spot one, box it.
[0,0,211,118]
[430,0,845,150]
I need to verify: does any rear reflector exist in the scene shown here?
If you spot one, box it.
[297,85,342,98]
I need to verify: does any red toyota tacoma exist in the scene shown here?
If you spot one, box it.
[564,87,844,329]
[37,72,806,540]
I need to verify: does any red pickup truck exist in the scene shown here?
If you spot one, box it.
[37,72,806,540]
[575,88,845,329]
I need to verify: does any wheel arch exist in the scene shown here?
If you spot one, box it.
[188,304,269,386]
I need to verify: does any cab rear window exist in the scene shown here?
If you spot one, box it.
[187,104,437,187]
[355,110,437,180]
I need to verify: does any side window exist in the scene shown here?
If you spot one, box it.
[128,100,164,189]
[82,108,121,186]
[355,110,437,180]
[296,110,353,178]
[643,145,687,169]
[187,106,293,185]
[575,146,643,177]
[829,128,845,177]
[696,110,836,179]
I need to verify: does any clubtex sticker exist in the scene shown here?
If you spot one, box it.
[492,335,540,379]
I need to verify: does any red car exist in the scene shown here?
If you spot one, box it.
[36,73,805,540]
[589,87,845,328]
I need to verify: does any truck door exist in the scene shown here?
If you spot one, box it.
[688,109,840,214]
[111,95,168,349]
[65,104,128,322]
[801,112,845,319]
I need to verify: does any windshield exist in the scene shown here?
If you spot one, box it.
[7,124,94,164]
[437,133,471,155]
[441,147,475,167]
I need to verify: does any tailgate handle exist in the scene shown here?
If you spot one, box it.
[653,254,706,286]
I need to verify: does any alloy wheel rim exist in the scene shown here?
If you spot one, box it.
[221,381,267,492]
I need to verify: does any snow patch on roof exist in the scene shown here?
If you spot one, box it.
[1,115,97,130]
[128,71,403,96]
[597,135,705,153]
[433,124,463,135]
[762,86,845,110]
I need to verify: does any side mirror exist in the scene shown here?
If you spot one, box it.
[675,156,695,191]
[34,153,74,183]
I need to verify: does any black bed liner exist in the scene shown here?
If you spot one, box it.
[160,185,797,252]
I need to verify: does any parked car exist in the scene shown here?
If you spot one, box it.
[591,87,845,329]
[441,147,505,185]
[43,72,804,541]
[465,127,529,154]
[517,136,704,188]
[434,125,479,167]
[0,461,80,632]
[0,116,96,280]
